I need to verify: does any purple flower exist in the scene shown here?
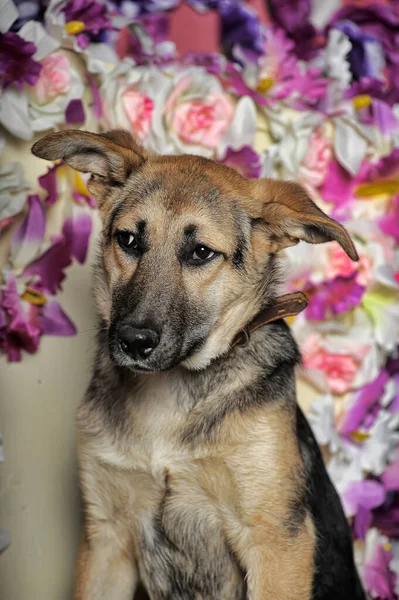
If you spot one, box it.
[40,299,76,336]
[39,164,61,206]
[0,32,41,90]
[63,0,112,45]
[65,98,86,125]
[0,269,76,361]
[24,209,92,294]
[0,270,41,362]
[373,492,399,538]
[187,0,264,61]
[333,19,385,81]
[219,146,261,179]
[219,0,264,61]
[328,4,399,106]
[363,536,397,600]
[266,0,324,60]
[306,275,364,321]
[339,370,389,437]
[11,195,46,268]
[344,480,386,540]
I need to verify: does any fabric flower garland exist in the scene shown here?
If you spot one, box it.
[0,0,399,597]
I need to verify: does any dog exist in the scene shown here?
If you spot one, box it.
[32,129,367,600]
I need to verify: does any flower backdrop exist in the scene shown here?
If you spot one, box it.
[1,0,399,596]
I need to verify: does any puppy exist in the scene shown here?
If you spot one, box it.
[32,130,366,600]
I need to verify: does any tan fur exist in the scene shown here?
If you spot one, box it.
[31,130,359,600]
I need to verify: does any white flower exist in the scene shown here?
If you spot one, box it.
[0,162,30,223]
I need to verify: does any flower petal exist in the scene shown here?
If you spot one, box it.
[10,194,45,269]
[40,299,76,336]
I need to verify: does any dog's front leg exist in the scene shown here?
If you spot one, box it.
[73,527,138,600]
[227,518,315,600]
[222,407,316,600]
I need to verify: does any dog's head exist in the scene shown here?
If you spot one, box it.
[32,130,358,372]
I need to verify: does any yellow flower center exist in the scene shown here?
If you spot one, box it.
[64,21,85,35]
[352,95,372,110]
[257,77,274,94]
[350,430,370,443]
[21,288,47,306]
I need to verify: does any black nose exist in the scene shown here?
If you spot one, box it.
[117,324,160,360]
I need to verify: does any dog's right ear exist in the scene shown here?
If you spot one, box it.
[32,129,148,206]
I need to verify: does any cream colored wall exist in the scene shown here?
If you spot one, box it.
[0,116,317,600]
[0,217,102,600]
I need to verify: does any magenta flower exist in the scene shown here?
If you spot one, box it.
[0,32,41,90]
[306,275,365,321]
[379,194,399,245]
[320,159,368,220]
[219,146,261,179]
[363,536,397,600]
[0,270,41,361]
[257,26,327,105]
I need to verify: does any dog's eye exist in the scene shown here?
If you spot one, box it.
[117,231,138,251]
[192,245,215,262]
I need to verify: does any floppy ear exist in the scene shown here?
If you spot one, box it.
[248,179,359,261]
[32,129,148,205]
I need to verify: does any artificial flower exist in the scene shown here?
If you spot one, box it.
[164,70,234,152]
[34,52,71,103]
[0,161,30,230]
[0,31,41,89]
[218,146,261,179]
[328,3,399,106]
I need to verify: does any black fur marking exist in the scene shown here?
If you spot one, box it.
[232,239,245,269]
[285,492,307,537]
[140,177,163,197]
[106,202,125,245]
[183,224,197,238]
[296,407,366,599]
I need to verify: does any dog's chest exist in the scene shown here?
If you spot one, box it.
[80,389,246,599]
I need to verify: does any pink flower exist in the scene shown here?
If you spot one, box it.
[122,88,154,140]
[302,333,365,394]
[164,75,234,149]
[298,130,331,189]
[34,54,71,104]
[326,243,372,287]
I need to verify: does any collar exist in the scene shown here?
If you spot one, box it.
[231,292,308,348]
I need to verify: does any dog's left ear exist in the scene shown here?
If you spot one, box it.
[247,179,359,261]
[32,129,148,207]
